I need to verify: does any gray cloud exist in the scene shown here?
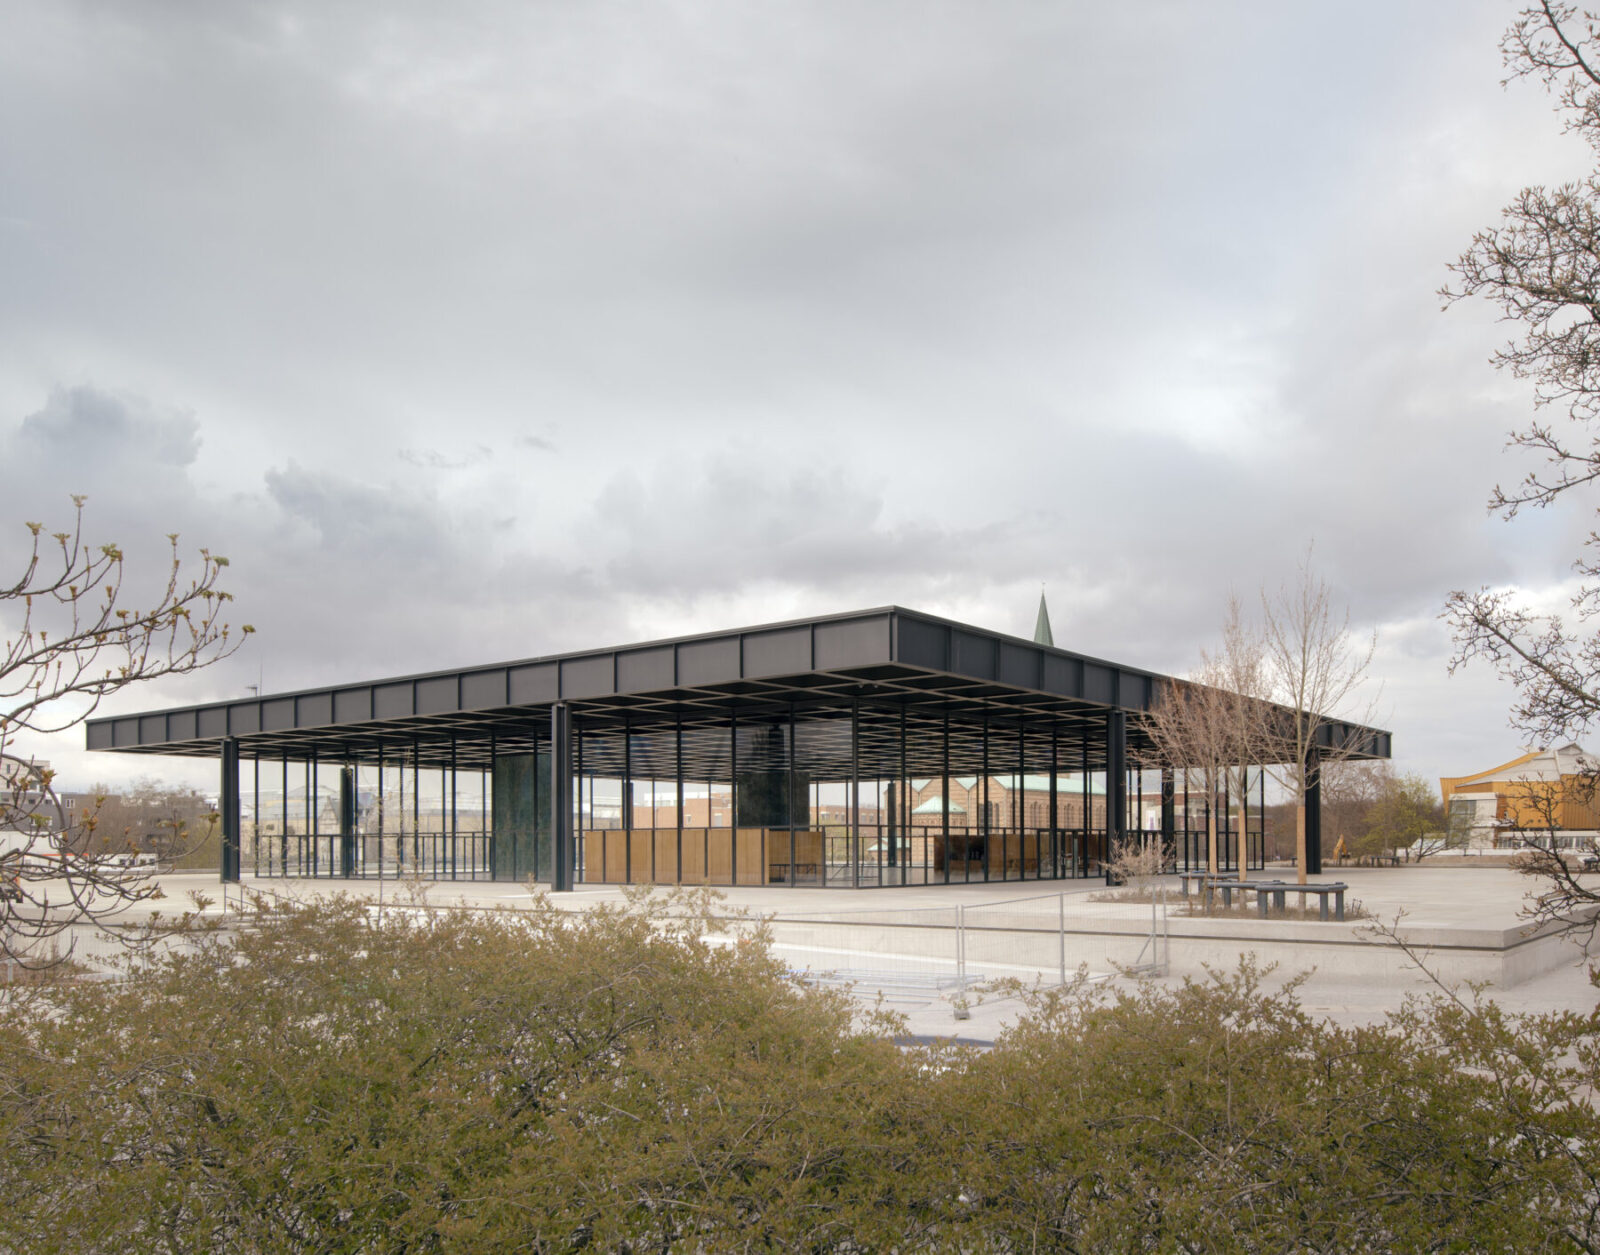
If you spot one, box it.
[17,387,199,470]
[0,389,211,597]
[0,0,1590,792]
[396,446,493,470]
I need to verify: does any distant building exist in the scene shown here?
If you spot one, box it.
[0,759,80,835]
[1440,744,1600,846]
[909,774,1106,830]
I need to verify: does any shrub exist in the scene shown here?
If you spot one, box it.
[1,897,1596,1251]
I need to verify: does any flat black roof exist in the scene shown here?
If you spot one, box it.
[84,605,1391,776]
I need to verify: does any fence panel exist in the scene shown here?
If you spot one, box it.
[724,888,1167,1006]
[961,888,1167,982]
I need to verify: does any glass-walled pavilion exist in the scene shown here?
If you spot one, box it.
[86,607,1392,888]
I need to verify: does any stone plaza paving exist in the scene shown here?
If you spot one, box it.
[38,863,1600,1044]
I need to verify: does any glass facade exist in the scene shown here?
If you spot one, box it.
[241,703,1266,886]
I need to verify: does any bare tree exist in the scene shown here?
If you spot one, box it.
[1210,598,1269,879]
[0,498,251,962]
[1444,5,1600,933]
[79,778,221,869]
[1494,764,1600,944]
[1145,672,1228,877]
[1445,3,1600,741]
[1147,600,1264,877]
[1147,679,1226,876]
[1320,761,1388,864]
[1258,556,1376,885]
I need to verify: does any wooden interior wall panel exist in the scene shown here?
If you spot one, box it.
[736,828,764,886]
[679,828,707,885]
[652,830,678,884]
[706,830,734,886]
[603,833,627,883]
[765,829,825,882]
[795,830,824,870]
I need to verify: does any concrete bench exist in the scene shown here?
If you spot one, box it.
[1178,872,1254,909]
[1240,880,1349,922]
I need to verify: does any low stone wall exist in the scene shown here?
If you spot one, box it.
[1158,913,1594,987]
[740,898,1599,989]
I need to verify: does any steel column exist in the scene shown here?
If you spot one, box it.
[623,717,633,885]
[1258,766,1266,869]
[1305,750,1323,875]
[1105,709,1126,883]
[1080,736,1090,877]
[730,709,739,886]
[675,715,683,884]
[280,755,289,876]
[850,698,860,889]
[981,715,990,883]
[338,764,356,878]
[1160,766,1175,861]
[941,708,950,885]
[1237,767,1249,877]
[1182,769,1192,870]
[220,737,240,883]
[308,755,317,877]
[377,745,386,879]
[891,705,905,872]
[576,730,584,883]
[251,756,260,877]
[788,704,798,886]
[551,703,574,892]
[1049,726,1059,880]
[1017,722,1026,882]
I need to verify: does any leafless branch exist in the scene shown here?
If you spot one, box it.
[0,498,251,963]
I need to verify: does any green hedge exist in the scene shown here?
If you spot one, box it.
[1,896,1595,1251]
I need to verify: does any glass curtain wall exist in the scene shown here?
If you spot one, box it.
[249,745,497,880]
[239,705,1263,885]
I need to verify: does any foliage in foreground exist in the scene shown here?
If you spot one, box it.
[2,898,1599,1253]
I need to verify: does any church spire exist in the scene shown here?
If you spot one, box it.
[1033,589,1054,647]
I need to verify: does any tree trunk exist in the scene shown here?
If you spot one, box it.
[1295,802,1308,885]
[1207,805,1217,875]
[1237,789,1248,882]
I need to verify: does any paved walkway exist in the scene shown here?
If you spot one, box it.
[71,865,1600,1043]
[194,862,1563,930]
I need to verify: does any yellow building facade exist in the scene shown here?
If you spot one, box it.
[1439,744,1600,836]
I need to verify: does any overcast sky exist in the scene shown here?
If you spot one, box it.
[1,0,1591,793]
